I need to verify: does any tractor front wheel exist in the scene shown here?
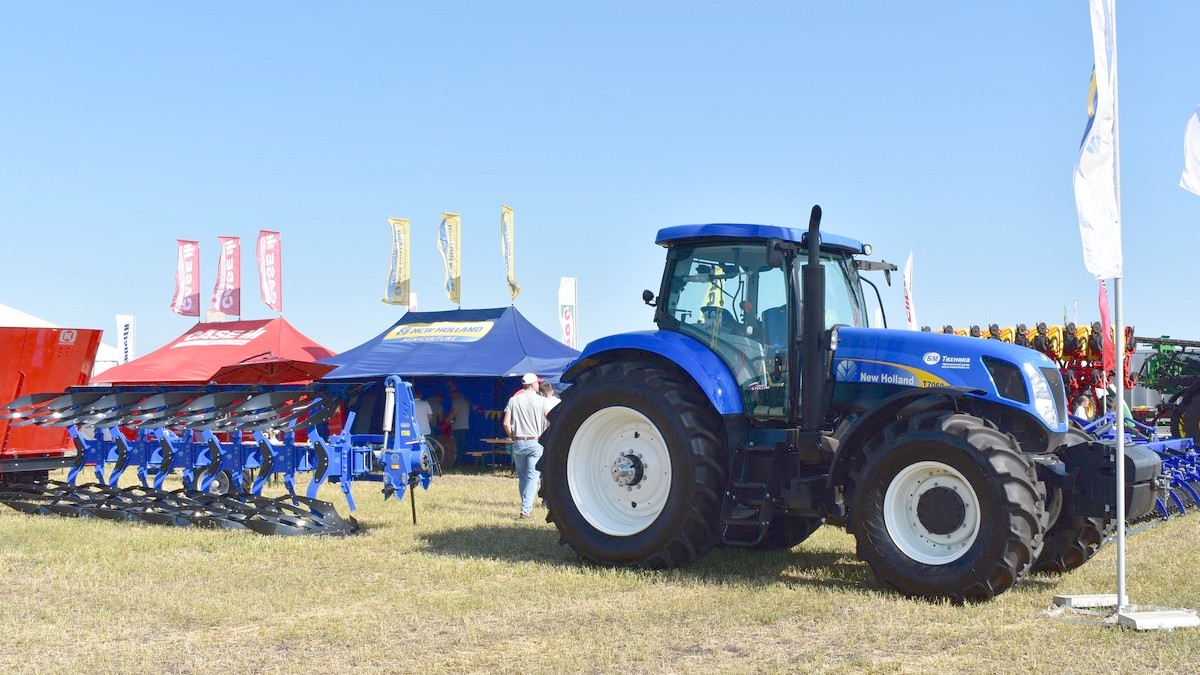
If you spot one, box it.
[848,412,1044,602]
[541,361,727,568]
[1032,509,1113,574]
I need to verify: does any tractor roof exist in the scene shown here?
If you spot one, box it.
[655,223,866,254]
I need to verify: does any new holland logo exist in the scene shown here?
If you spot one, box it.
[923,352,941,366]
[835,360,858,382]
[385,320,494,343]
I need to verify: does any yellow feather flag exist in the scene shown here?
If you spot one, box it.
[382,217,411,305]
[438,212,462,305]
[501,205,520,300]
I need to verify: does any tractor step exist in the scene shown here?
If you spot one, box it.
[720,444,778,547]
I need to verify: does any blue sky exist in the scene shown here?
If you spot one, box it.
[2,2,1198,357]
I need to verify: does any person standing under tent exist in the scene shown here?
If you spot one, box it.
[504,373,549,520]
[538,381,561,430]
[427,392,444,433]
[412,388,434,438]
[446,381,472,464]
[538,381,561,408]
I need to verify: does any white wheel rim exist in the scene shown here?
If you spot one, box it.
[567,406,672,536]
[883,461,980,565]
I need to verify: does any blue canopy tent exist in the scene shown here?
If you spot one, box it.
[320,307,579,463]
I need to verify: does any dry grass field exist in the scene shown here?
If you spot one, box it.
[2,468,1200,674]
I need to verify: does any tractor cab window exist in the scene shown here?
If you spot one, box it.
[823,256,866,328]
[661,243,791,419]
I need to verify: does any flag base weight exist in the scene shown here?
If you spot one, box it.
[1115,610,1200,631]
[1051,595,1200,631]
[1053,594,1118,609]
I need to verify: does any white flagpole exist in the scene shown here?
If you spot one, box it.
[1107,0,1128,613]
[1114,277,1127,610]
[1058,0,1196,628]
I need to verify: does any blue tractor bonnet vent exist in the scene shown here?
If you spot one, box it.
[655,223,866,254]
[983,356,1029,404]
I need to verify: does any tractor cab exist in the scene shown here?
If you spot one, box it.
[652,224,871,422]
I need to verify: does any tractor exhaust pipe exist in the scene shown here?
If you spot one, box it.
[801,205,826,430]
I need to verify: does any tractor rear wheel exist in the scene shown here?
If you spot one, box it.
[848,411,1044,602]
[1033,426,1115,574]
[541,361,727,568]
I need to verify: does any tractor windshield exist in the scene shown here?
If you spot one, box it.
[660,242,865,419]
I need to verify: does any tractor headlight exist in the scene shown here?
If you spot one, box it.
[1022,362,1059,428]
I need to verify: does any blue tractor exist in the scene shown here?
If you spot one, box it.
[541,206,1162,601]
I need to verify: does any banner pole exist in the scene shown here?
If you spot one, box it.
[1114,276,1127,611]
[1109,0,1128,614]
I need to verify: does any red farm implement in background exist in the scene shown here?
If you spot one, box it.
[0,327,101,479]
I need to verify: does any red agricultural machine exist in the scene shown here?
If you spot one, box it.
[0,326,102,480]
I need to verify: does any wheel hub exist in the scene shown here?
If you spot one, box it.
[882,460,981,565]
[610,453,645,487]
[567,406,673,537]
[916,485,966,535]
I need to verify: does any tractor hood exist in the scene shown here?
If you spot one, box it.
[831,327,1068,433]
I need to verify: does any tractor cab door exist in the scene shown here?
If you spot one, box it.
[658,242,793,420]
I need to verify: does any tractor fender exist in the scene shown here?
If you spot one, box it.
[561,330,744,416]
[828,386,978,489]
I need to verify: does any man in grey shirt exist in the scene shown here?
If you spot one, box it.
[445,381,471,464]
[503,372,549,520]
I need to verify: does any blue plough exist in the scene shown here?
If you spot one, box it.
[0,375,433,535]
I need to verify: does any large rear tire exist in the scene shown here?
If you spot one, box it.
[541,361,727,568]
[1173,394,1200,443]
[1033,426,1115,574]
[848,411,1044,602]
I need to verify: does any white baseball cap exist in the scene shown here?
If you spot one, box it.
[522,373,539,385]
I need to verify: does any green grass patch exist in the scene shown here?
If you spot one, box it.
[2,470,1199,673]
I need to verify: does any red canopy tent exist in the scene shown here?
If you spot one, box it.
[92,318,335,385]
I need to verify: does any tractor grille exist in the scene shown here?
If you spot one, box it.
[1041,366,1067,422]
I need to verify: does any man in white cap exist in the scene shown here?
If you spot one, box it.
[503,372,550,520]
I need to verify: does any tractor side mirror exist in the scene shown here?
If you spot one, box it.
[642,289,656,307]
[854,259,898,286]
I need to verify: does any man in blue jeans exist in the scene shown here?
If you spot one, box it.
[502,372,550,520]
